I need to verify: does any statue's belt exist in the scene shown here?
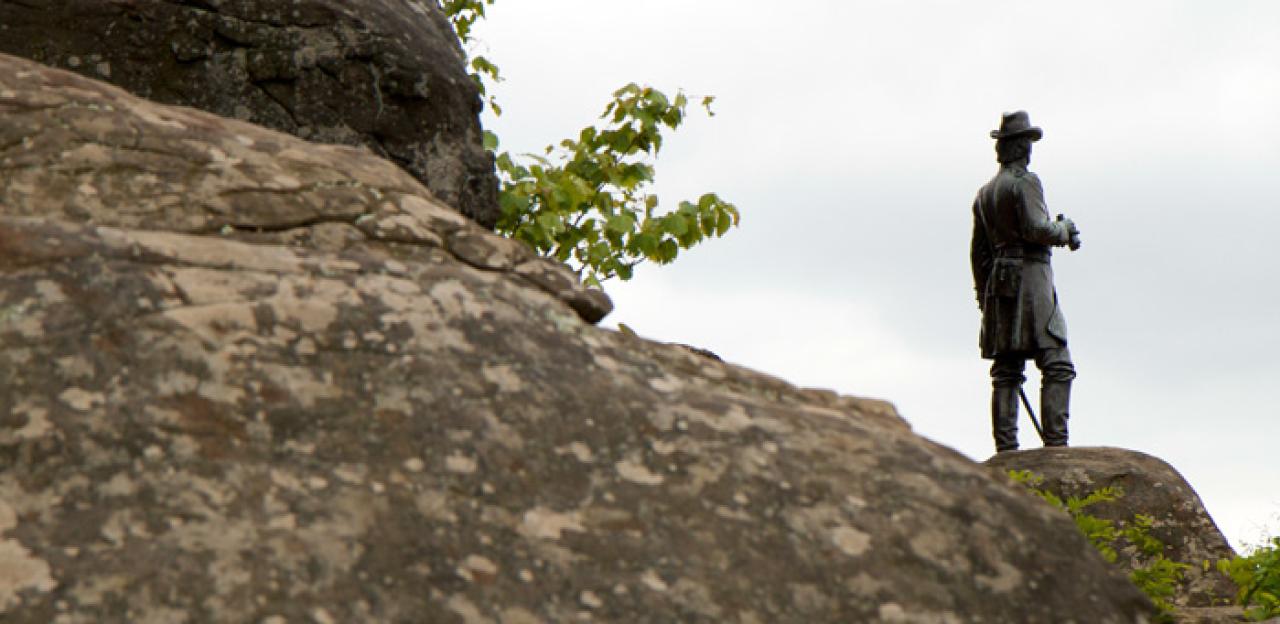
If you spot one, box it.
[994,246,1051,263]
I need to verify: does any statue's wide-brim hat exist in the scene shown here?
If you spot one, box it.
[990,110,1043,141]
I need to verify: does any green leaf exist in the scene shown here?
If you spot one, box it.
[614,83,641,98]
[482,130,499,151]
[717,208,734,236]
[632,232,659,257]
[657,239,678,263]
[646,89,670,109]
[606,213,636,236]
[699,212,716,237]
[471,56,501,81]
[536,212,563,232]
[665,214,688,237]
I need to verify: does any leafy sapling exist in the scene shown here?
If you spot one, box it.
[440,1,740,288]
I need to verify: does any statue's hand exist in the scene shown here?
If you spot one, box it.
[1056,214,1079,235]
[1056,214,1082,250]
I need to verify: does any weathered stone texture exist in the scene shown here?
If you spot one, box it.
[0,52,606,324]
[0,0,500,226]
[987,447,1240,608]
[0,55,1161,622]
[1175,605,1277,623]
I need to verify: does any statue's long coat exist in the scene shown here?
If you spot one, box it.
[970,165,1072,359]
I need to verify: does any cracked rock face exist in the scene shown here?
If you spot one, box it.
[987,447,1240,609]
[0,55,1160,622]
[0,0,500,227]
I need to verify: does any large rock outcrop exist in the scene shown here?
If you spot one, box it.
[0,54,1160,623]
[0,49,604,323]
[0,0,500,227]
[986,447,1239,609]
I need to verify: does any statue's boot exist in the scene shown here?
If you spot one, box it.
[992,385,1020,452]
[1040,380,1071,447]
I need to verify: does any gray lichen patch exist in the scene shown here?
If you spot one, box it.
[0,501,57,614]
[831,525,873,557]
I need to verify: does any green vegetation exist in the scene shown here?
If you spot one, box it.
[1219,536,1280,621]
[1008,470,1189,620]
[441,0,740,287]
[489,86,738,286]
[441,0,501,114]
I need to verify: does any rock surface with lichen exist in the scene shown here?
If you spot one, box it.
[0,0,499,227]
[0,54,1161,623]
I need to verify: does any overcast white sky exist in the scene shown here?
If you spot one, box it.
[473,0,1280,549]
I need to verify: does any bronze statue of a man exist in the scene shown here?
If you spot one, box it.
[970,111,1081,452]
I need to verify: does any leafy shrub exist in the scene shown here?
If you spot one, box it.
[1008,470,1188,620]
[492,85,738,286]
[1218,537,1280,621]
[442,1,740,287]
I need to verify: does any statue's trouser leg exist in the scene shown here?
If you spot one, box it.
[990,356,1027,452]
[1034,347,1076,447]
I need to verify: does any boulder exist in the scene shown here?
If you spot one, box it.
[986,447,1239,608]
[0,0,500,227]
[0,50,605,323]
[0,55,1160,623]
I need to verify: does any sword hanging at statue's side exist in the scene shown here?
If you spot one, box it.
[1018,387,1046,444]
